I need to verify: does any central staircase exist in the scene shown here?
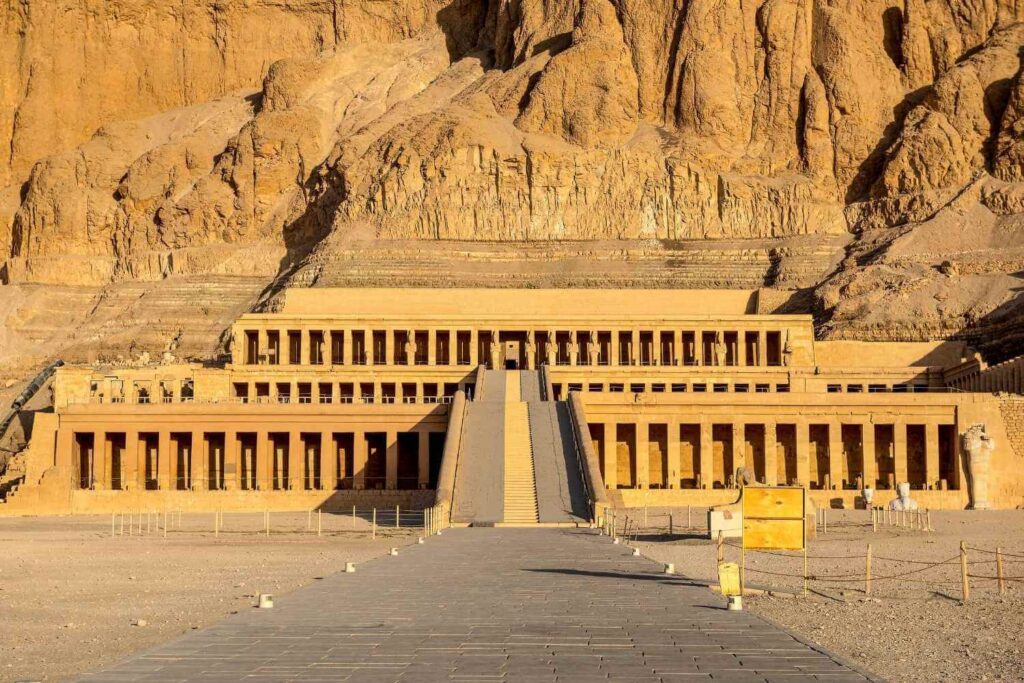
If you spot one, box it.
[502,372,539,524]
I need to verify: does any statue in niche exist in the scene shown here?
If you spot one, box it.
[587,331,600,366]
[782,331,794,366]
[404,330,417,365]
[962,424,996,510]
[489,332,500,369]
[713,332,728,366]
[525,333,537,369]
[544,332,557,366]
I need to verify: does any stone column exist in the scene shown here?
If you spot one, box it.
[699,421,713,489]
[862,421,876,490]
[653,329,662,366]
[123,430,139,491]
[694,329,705,365]
[320,432,335,490]
[256,431,270,490]
[385,430,398,490]
[610,331,620,367]
[428,329,437,366]
[157,431,171,490]
[418,430,430,489]
[353,431,367,489]
[280,328,291,364]
[631,330,640,366]
[224,430,239,490]
[469,329,479,366]
[342,329,353,365]
[764,422,778,485]
[569,331,578,366]
[288,431,302,489]
[192,430,206,490]
[893,420,908,485]
[732,423,745,476]
[604,423,617,489]
[829,421,843,490]
[758,330,767,366]
[925,422,940,490]
[672,330,682,367]
[796,420,810,487]
[667,419,681,489]
[258,329,268,364]
[636,421,649,489]
[88,431,106,490]
[737,332,747,367]
[300,328,311,365]
[385,329,395,366]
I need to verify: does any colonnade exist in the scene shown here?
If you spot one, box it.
[64,427,445,493]
[590,418,959,492]
[237,326,789,369]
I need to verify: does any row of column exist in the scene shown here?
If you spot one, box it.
[241,328,785,369]
[593,418,953,491]
[67,428,440,492]
[233,380,468,403]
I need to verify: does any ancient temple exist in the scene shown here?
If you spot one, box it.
[3,288,1023,518]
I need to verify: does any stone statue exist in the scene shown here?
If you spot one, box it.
[887,482,919,511]
[489,332,500,368]
[713,332,727,366]
[782,332,793,366]
[587,331,600,366]
[861,484,875,507]
[544,332,556,366]
[525,333,536,368]
[962,424,996,510]
[404,330,417,365]
[226,330,236,357]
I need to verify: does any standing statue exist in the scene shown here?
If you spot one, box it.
[544,332,557,366]
[525,333,537,369]
[587,331,600,366]
[962,424,996,510]
[226,330,236,358]
[713,332,728,366]
[404,330,417,365]
[489,332,501,369]
[782,331,794,366]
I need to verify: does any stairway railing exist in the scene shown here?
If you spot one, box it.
[567,391,607,523]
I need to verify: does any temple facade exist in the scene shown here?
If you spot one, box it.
[3,288,1022,518]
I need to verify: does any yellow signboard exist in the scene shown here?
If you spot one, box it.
[741,486,806,551]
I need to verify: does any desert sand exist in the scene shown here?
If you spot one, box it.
[0,512,420,682]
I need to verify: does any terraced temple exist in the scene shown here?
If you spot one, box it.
[2,288,1023,518]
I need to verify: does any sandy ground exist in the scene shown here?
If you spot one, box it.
[626,507,1024,683]
[0,511,421,682]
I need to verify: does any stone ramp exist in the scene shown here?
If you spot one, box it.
[529,402,590,523]
[77,528,877,683]
[451,369,509,524]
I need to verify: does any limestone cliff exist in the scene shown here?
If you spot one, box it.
[1,0,1023,374]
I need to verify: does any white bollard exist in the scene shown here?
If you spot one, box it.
[258,594,274,609]
[665,563,675,575]
[389,547,398,556]
[418,537,425,544]
[727,595,743,611]
[632,548,640,557]
[613,537,620,544]
[345,562,356,573]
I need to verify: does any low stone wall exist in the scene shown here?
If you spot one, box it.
[1,485,435,516]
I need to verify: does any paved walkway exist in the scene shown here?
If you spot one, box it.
[78,529,877,682]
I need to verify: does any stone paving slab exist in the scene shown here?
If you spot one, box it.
[76,529,881,682]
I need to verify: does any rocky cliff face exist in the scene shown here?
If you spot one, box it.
[1,0,1023,373]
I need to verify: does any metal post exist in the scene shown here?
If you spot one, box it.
[265,510,270,537]
[318,509,322,537]
[687,505,692,529]
[960,541,970,602]
[111,512,116,537]
[396,504,400,529]
[352,505,356,529]
[865,543,872,595]
[372,508,377,540]
[997,546,1005,595]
